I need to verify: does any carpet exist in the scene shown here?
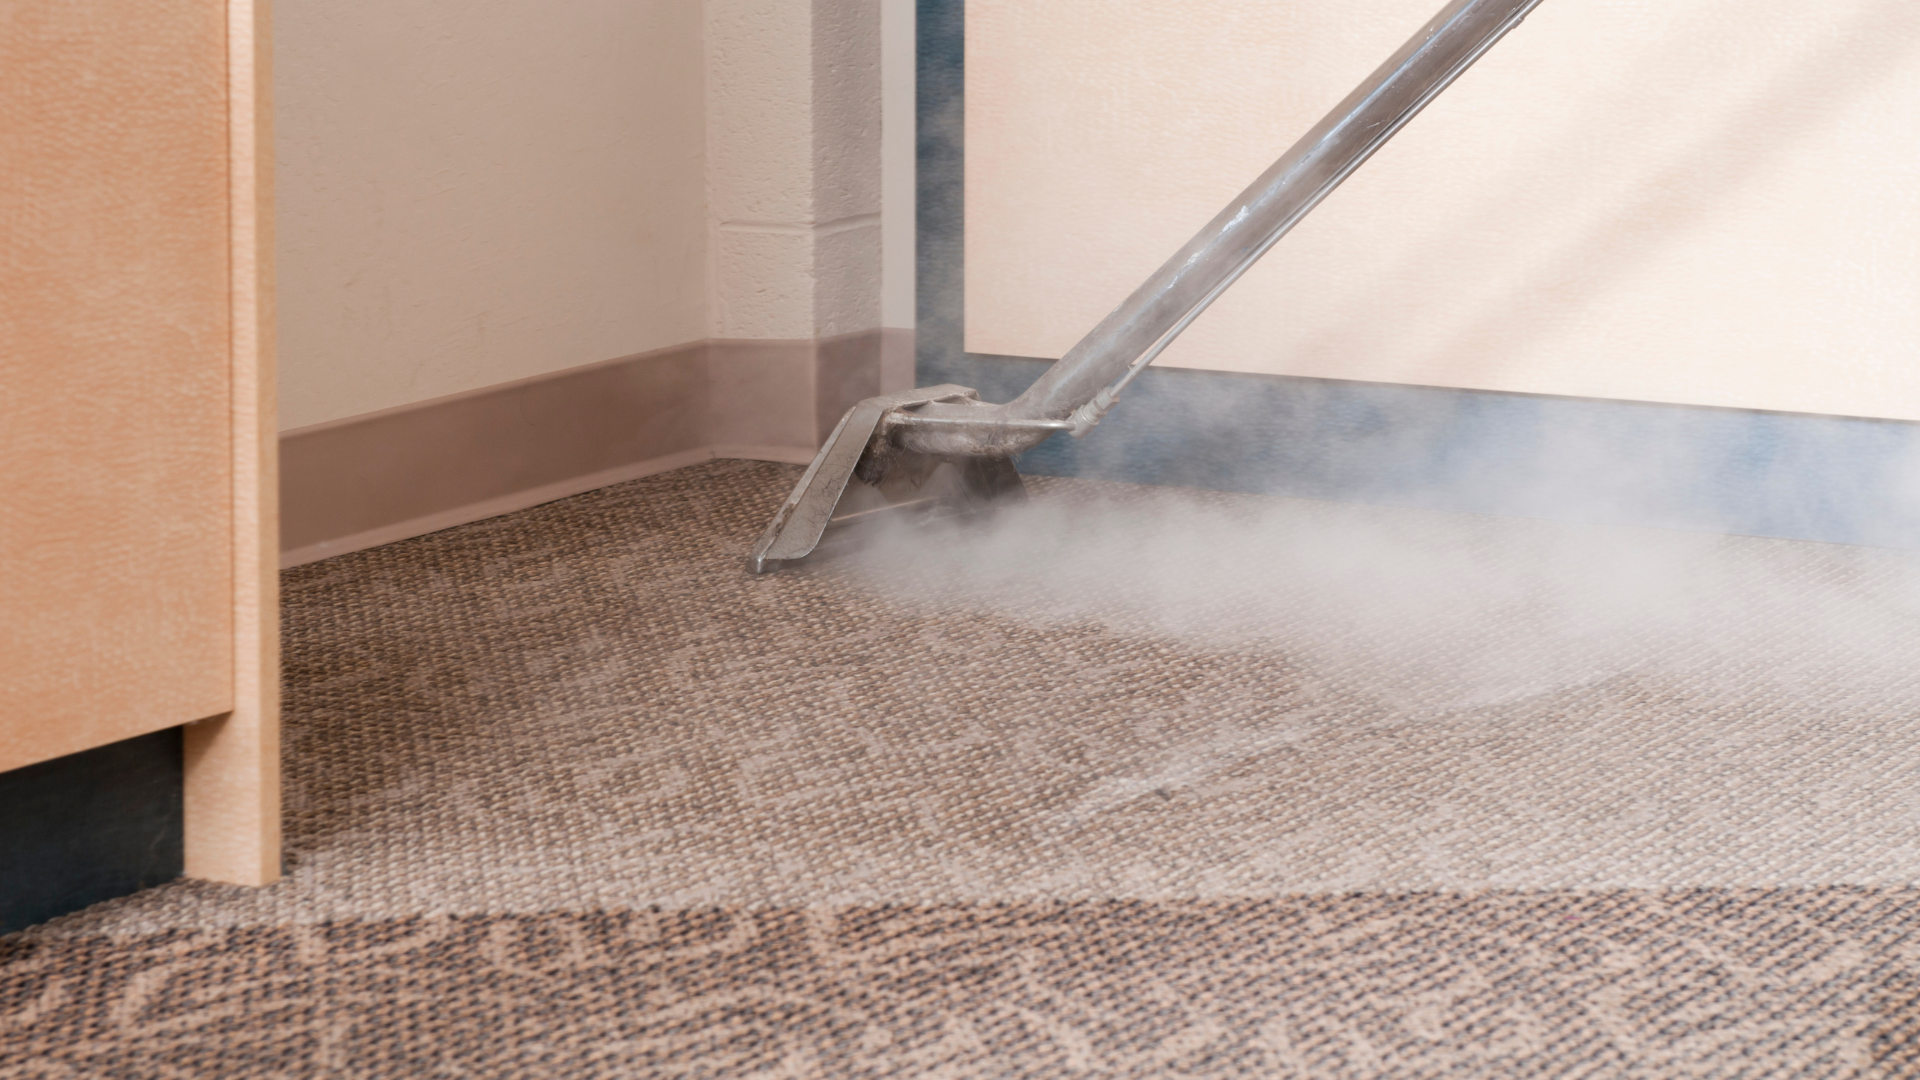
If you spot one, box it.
[5,459,1919,1076]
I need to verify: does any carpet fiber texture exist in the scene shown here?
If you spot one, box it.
[5,459,1920,1077]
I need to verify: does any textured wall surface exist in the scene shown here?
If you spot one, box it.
[965,0,1920,421]
[707,0,884,341]
[274,0,709,429]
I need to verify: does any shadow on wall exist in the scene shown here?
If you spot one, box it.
[958,0,1920,415]
[1366,0,1920,386]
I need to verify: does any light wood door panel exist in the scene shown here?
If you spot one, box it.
[0,0,236,771]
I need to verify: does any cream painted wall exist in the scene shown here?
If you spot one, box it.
[966,0,1920,421]
[278,0,899,432]
[275,0,709,430]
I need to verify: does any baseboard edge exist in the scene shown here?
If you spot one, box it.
[281,447,717,569]
[712,444,818,465]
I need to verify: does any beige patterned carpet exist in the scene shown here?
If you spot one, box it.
[5,459,1920,1076]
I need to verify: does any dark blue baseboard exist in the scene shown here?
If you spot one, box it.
[925,353,1920,550]
[914,0,1920,552]
[1,728,184,935]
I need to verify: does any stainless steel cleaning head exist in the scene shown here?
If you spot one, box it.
[749,0,1547,572]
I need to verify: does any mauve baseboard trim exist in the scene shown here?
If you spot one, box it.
[280,331,907,569]
[711,444,818,466]
[279,447,719,569]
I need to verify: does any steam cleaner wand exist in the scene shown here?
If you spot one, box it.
[750,0,1548,573]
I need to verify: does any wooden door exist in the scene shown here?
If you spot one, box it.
[0,0,277,885]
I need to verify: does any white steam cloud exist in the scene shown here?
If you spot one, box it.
[826,471,1920,715]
